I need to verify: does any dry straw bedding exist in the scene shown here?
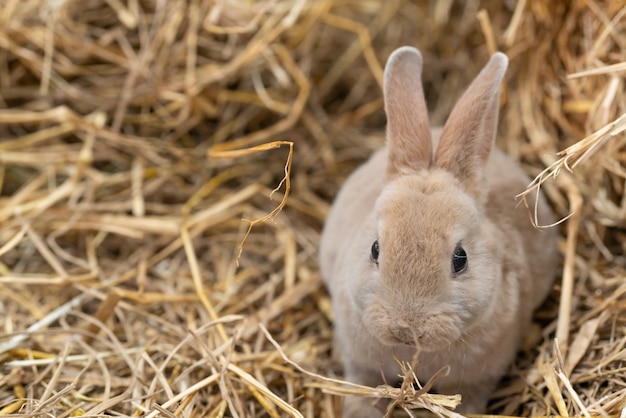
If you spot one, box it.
[0,0,625,417]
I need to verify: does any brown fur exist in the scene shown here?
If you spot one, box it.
[319,47,558,416]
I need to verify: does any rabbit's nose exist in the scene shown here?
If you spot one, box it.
[389,321,421,345]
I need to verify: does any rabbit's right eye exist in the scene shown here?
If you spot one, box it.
[370,240,380,264]
[452,244,468,275]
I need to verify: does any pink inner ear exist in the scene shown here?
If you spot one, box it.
[434,52,508,201]
[383,47,432,181]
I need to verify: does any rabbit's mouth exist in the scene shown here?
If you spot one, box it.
[365,305,463,351]
[372,331,459,353]
[385,331,459,352]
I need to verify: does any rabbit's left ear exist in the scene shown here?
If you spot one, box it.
[434,52,508,202]
[383,47,432,181]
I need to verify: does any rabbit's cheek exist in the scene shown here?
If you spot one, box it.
[362,302,402,346]
[415,312,463,351]
[349,273,380,313]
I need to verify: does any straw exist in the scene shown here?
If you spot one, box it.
[1,0,625,416]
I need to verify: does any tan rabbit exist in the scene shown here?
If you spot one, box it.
[319,47,558,416]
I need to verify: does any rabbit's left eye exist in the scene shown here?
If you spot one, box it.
[452,244,468,275]
[370,240,380,264]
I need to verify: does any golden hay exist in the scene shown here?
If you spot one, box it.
[0,0,625,416]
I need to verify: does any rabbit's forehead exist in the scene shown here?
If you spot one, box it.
[375,173,479,247]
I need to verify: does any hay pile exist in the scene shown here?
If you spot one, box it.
[0,0,625,416]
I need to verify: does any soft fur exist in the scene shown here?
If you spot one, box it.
[319,47,558,416]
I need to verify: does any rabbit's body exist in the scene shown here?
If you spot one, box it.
[319,48,558,416]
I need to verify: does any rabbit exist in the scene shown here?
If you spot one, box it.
[319,46,559,416]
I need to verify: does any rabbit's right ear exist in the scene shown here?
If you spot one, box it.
[383,47,432,181]
[434,53,508,202]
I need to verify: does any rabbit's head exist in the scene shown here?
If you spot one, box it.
[353,47,512,351]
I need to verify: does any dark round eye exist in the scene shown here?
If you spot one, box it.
[452,244,468,275]
[370,240,380,264]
